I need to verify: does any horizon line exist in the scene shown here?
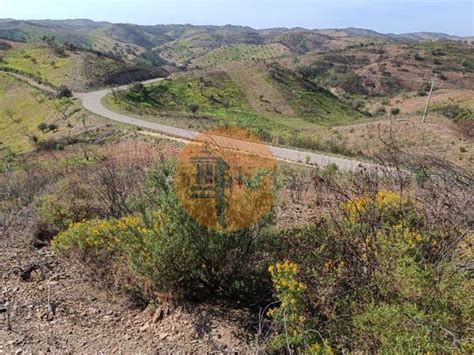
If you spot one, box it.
[0,17,472,38]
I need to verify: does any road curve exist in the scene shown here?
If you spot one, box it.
[1,70,375,171]
[76,79,378,172]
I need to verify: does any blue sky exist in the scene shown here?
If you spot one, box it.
[0,0,472,36]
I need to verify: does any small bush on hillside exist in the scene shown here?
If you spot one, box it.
[390,107,400,117]
[0,146,15,173]
[267,190,472,353]
[37,122,59,133]
[414,53,425,61]
[433,103,472,122]
[461,59,474,71]
[56,85,72,98]
[431,48,446,56]
[37,122,49,133]
[53,159,275,301]
[36,176,103,237]
[35,137,76,152]
[188,103,200,114]
[375,106,387,115]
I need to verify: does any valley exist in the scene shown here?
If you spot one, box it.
[0,17,472,354]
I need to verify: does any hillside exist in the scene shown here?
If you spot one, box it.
[104,61,367,155]
[0,19,471,66]
[1,19,471,162]
[0,72,59,151]
[1,17,473,354]
[0,39,168,91]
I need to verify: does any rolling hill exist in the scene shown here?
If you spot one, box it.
[0,19,471,67]
[0,39,168,91]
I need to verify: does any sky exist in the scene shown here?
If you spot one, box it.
[0,0,472,36]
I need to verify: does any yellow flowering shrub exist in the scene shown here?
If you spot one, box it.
[268,260,333,353]
[52,215,147,256]
[396,224,423,248]
[307,341,334,355]
[52,213,163,295]
[342,190,412,223]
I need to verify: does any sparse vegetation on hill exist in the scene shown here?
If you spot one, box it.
[268,64,366,123]
[193,43,289,67]
[0,72,59,151]
[298,41,474,98]
[1,18,473,354]
[0,42,76,87]
[0,40,166,90]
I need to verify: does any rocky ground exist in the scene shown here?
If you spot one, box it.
[1,232,260,353]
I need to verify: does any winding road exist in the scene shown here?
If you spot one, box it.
[2,69,376,172]
[76,80,378,172]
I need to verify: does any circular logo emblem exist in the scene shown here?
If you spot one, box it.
[175,127,276,232]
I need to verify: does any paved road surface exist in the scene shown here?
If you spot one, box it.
[2,70,376,172]
[77,80,378,172]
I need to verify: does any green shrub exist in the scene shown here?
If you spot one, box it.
[37,122,58,133]
[461,59,474,71]
[414,53,425,61]
[37,122,49,132]
[56,85,72,98]
[267,191,472,353]
[36,176,102,236]
[433,103,472,122]
[390,107,400,116]
[52,159,275,301]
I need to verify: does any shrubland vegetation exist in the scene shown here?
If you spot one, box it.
[0,72,66,152]
[1,19,473,352]
[267,64,367,122]
[1,129,472,352]
[193,43,288,67]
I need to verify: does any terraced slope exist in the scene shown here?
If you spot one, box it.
[267,64,366,124]
[192,43,289,67]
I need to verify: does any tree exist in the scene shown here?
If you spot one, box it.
[57,85,72,98]
[79,113,88,128]
[54,97,74,120]
[3,109,20,124]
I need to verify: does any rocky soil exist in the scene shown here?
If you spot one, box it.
[1,233,260,353]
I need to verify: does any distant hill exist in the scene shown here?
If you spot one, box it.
[0,19,470,66]
[1,18,471,99]
[388,31,471,42]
